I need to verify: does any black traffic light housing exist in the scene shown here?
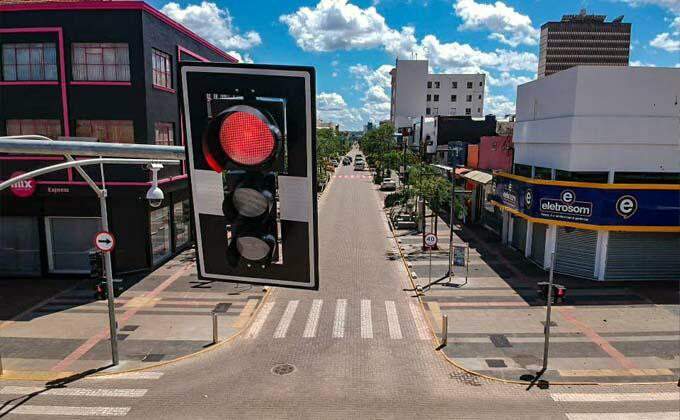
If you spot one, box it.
[537,282,567,304]
[179,62,318,290]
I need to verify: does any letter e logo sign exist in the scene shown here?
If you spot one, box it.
[616,195,638,219]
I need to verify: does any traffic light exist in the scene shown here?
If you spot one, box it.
[179,63,319,290]
[537,282,567,304]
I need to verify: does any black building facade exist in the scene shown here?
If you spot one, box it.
[0,1,236,277]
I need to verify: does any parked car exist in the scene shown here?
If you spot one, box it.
[331,158,339,167]
[380,178,397,191]
[354,161,365,171]
[342,157,351,165]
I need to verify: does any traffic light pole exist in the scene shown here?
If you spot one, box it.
[540,251,556,375]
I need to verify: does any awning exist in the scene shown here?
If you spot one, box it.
[455,167,470,176]
[462,170,493,184]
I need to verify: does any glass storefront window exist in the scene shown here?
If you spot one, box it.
[150,207,171,264]
[174,200,191,248]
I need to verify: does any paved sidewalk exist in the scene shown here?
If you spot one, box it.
[391,211,680,384]
[0,250,266,379]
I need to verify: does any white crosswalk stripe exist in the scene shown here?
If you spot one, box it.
[551,393,679,402]
[303,299,323,338]
[273,300,299,338]
[385,301,403,339]
[0,386,147,398]
[245,301,275,339]
[0,404,130,417]
[409,302,431,340]
[333,299,347,338]
[360,299,373,339]
[89,371,163,381]
[566,413,679,420]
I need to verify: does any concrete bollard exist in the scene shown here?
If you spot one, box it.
[441,314,448,347]
[212,312,218,344]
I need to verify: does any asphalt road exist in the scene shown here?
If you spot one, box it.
[1,149,677,419]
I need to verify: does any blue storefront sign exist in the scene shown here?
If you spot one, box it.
[491,175,680,227]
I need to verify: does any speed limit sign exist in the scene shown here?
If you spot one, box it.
[424,233,437,248]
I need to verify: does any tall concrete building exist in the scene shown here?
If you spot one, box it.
[538,10,631,78]
[390,59,485,129]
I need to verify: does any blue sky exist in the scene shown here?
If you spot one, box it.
[149,0,680,130]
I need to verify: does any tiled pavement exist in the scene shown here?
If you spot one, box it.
[393,213,680,384]
[0,251,266,377]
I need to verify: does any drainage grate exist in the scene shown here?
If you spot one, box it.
[120,325,138,332]
[489,334,512,348]
[271,363,295,376]
[540,321,558,327]
[485,359,507,368]
[449,371,482,386]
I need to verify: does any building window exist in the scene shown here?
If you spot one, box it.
[433,107,438,115]
[72,43,130,81]
[450,108,456,114]
[2,43,57,81]
[427,81,432,88]
[426,107,431,115]
[452,81,457,89]
[152,49,172,89]
[6,119,61,138]
[477,108,481,113]
[433,94,439,102]
[426,94,431,101]
[478,94,482,100]
[479,81,483,87]
[466,95,472,102]
[154,122,174,146]
[174,200,191,248]
[434,81,440,88]
[150,207,171,264]
[451,95,457,102]
[465,108,471,115]
[466,81,473,89]
[76,120,134,143]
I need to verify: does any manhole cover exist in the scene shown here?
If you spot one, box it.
[271,363,295,375]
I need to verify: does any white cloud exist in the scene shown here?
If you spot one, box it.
[453,0,538,47]
[487,71,532,88]
[279,0,412,52]
[332,71,338,77]
[650,32,680,51]
[161,2,261,53]
[281,1,538,74]
[485,94,515,117]
[672,16,680,33]
[225,51,254,63]
[615,1,680,14]
[349,64,393,123]
[629,60,657,66]
[316,92,364,130]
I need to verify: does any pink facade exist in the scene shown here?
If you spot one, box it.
[478,136,513,171]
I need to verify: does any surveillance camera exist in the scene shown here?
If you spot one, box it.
[146,186,164,208]
[146,162,164,171]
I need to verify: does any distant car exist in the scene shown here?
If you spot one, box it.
[380,178,397,191]
[354,161,365,171]
[331,159,339,167]
[342,157,351,165]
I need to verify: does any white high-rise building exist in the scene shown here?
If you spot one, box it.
[390,59,485,129]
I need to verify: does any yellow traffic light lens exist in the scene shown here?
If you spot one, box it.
[233,188,270,217]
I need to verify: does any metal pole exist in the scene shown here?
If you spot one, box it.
[541,251,556,372]
[448,170,455,278]
[0,348,4,376]
[212,312,219,344]
[428,246,432,284]
[441,314,448,347]
[99,190,119,366]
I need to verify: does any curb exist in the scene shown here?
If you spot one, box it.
[0,287,272,382]
[385,208,675,387]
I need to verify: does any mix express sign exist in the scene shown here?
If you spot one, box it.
[493,176,677,227]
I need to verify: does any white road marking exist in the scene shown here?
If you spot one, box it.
[89,371,163,380]
[333,299,347,338]
[0,386,147,398]
[273,300,298,338]
[0,404,130,417]
[302,299,323,338]
[566,413,679,420]
[409,302,431,340]
[385,301,403,339]
[361,299,373,339]
[551,393,679,402]
[245,301,275,339]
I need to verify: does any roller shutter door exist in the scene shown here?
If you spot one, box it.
[482,207,502,235]
[530,223,547,266]
[554,227,597,279]
[0,217,41,276]
[511,216,527,252]
[605,232,680,280]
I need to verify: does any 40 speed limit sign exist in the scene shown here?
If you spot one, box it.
[424,233,437,248]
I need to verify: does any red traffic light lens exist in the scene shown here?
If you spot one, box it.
[219,111,275,166]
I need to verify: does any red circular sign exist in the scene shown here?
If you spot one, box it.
[9,171,36,198]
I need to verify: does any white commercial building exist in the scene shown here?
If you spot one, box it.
[390,59,485,129]
[491,66,680,281]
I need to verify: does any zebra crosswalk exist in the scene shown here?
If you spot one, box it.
[550,391,680,420]
[0,372,164,417]
[334,174,372,179]
[245,298,432,340]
